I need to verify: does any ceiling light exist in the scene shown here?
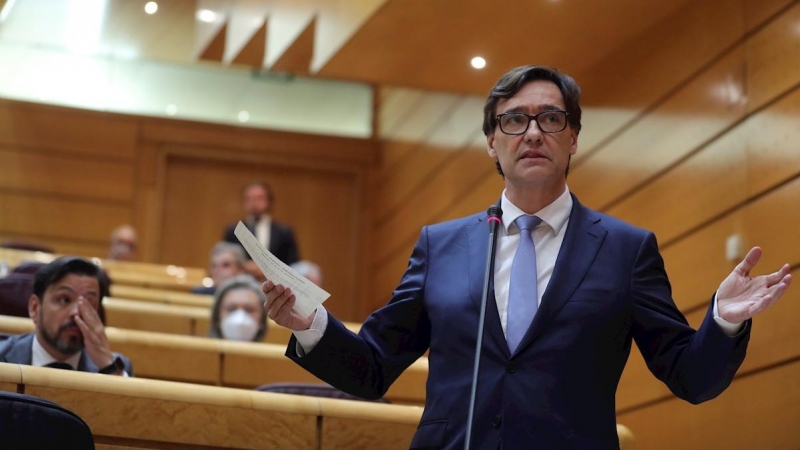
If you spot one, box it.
[238,111,250,123]
[165,104,177,116]
[196,9,217,23]
[471,56,486,69]
[144,2,158,15]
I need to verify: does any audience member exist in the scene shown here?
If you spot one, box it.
[191,242,247,295]
[222,182,300,278]
[207,275,268,342]
[107,225,138,261]
[0,257,133,375]
[290,260,324,287]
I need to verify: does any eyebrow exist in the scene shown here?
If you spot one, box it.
[52,285,99,297]
[502,103,565,114]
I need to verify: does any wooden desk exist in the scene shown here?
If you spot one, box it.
[0,248,206,292]
[109,284,213,308]
[0,316,421,404]
[0,363,421,449]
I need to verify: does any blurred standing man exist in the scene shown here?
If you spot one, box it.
[223,182,300,278]
[263,66,791,449]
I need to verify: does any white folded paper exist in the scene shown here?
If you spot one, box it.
[234,221,330,317]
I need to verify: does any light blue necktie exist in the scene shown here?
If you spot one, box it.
[506,215,542,353]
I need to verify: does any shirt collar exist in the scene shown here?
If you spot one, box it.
[32,334,82,370]
[500,186,573,235]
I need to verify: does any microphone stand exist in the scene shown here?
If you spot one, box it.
[464,205,503,450]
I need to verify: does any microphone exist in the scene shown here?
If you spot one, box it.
[465,205,503,450]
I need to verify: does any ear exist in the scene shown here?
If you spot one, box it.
[569,129,579,156]
[28,295,41,324]
[487,134,497,159]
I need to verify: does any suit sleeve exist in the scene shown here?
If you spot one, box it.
[631,232,750,404]
[284,227,300,265]
[285,227,431,399]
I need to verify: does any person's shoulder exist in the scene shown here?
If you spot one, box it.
[427,211,484,232]
[573,199,652,239]
[0,333,32,359]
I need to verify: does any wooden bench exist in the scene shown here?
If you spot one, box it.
[0,363,634,449]
[0,316,419,404]
[0,248,207,292]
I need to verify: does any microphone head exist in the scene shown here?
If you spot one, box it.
[487,205,503,221]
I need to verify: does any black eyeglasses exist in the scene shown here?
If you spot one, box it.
[495,110,569,135]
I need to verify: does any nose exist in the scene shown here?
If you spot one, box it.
[524,118,543,141]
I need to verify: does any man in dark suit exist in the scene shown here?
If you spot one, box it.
[0,257,132,376]
[262,66,792,449]
[223,181,300,276]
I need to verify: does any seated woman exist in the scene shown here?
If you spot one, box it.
[207,275,268,342]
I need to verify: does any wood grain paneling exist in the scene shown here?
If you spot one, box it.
[618,359,800,449]
[746,88,800,196]
[746,2,800,110]
[0,147,134,202]
[0,233,108,259]
[606,126,748,244]
[0,192,131,244]
[571,48,748,210]
[745,0,797,31]
[0,101,137,159]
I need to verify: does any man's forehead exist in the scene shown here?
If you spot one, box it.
[497,80,565,110]
[48,275,100,293]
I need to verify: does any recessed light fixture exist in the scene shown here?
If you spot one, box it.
[238,111,250,123]
[144,1,158,14]
[165,104,177,116]
[196,9,217,23]
[471,56,486,69]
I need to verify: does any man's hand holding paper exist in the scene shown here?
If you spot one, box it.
[234,222,329,331]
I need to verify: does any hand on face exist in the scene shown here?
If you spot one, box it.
[73,299,115,370]
[717,247,792,323]
[262,280,315,331]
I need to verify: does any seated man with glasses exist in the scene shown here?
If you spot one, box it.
[0,257,133,376]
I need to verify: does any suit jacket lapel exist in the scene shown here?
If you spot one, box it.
[513,196,607,355]
[468,211,507,353]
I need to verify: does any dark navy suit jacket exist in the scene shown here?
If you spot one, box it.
[287,195,750,450]
[0,333,134,375]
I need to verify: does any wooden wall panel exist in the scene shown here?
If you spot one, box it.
[0,101,137,159]
[0,147,135,202]
[160,155,363,321]
[746,88,800,196]
[617,360,800,449]
[745,0,797,31]
[746,2,800,110]
[605,126,748,244]
[0,192,131,245]
[570,48,747,210]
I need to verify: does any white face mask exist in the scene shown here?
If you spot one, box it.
[220,309,260,341]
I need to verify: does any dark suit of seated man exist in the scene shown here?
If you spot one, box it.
[0,257,133,375]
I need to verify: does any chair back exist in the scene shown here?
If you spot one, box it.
[0,274,34,317]
[0,391,95,449]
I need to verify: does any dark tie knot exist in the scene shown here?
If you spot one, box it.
[44,362,74,370]
[515,215,542,233]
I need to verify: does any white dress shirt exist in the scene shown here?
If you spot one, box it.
[255,215,272,249]
[32,334,129,376]
[294,186,741,354]
[32,335,81,369]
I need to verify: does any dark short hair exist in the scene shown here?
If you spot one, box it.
[483,65,582,136]
[242,181,274,203]
[33,257,109,302]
